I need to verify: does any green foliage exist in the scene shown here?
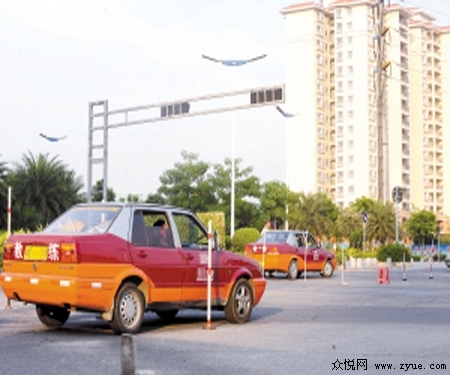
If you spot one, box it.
[231,227,260,253]
[8,152,84,231]
[157,151,216,213]
[289,191,338,241]
[335,247,377,265]
[405,210,437,245]
[196,212,226,248]
[259,181,293,230]
[92,179,116,202]
[376,243,411,262]
[349,229,363,249]
[0,231,7,270]
[365,200,396,244]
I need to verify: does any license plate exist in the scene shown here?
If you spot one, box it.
[24,245,48,261]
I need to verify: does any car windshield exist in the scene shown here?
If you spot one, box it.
[43,205,122,234]
[256,231,289,244]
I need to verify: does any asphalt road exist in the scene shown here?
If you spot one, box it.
[1,262,449,375]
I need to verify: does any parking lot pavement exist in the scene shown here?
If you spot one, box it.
[1,261,449,375]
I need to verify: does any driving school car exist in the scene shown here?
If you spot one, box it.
[244,230,336,279]
[0,203,266,334]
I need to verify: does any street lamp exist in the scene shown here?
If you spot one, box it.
[202,53,267,238]
[275,105,299,230]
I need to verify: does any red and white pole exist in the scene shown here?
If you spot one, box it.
[203,221,215,330]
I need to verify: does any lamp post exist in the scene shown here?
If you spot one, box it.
[275,105,299,230]
[202,53,266,238]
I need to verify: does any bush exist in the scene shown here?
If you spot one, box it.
[335,247,377,265]
[231,228,260,253]
[0,231,8,270]
[376,243,411,262]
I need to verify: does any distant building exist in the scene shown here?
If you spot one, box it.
[281,1,450,224]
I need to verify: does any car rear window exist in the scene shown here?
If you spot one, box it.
[43,205,122,234]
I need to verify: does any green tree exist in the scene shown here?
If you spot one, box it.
[365,200,395,245]
[210,157,262,232]
[0,155,10,230]
[405,209,436,250]
[289,192,338,241]
[8,152,84,230]
[335,206,361,245]
[259,181,297,230]
[92,179,116,202]
[157,151,216,213]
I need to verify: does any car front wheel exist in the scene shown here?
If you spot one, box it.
[36,304,70,327]
[320,260,334,278]
[110,282,145,334]
[224,279,254,324]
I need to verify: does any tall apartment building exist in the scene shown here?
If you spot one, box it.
[281,0,449,221]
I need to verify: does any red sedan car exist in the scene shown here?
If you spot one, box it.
[244,230,336,279]
[0,203,266,333]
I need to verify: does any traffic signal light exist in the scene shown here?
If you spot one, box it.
[250,86,284,105]
[160,102,190,117]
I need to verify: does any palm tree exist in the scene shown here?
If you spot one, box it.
[290,192,338,241]
[365,200,396,245]
[9,152,84,230]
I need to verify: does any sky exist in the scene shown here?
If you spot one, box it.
[1,0,450,200]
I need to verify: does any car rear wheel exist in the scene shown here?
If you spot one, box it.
[287,260,298,280]
[110,282,145,334]
[156,309,179,322]
[224,279,254,324]
[36,304,70,327]
[320,260,334,278]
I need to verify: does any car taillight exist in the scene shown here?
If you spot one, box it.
[268,246,279,254]
[60,242,79,263]
[244,245,251,255]
[3,242,15,260]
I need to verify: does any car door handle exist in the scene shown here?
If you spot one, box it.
[137,251,148,258]
[185,253,194,261]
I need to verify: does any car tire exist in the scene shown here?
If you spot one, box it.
[36,304,70,327]
[287,260,298,280]
[224,279,254,324]
[156,309,179,322]
[320,261,334,278]
[109,282,145,334]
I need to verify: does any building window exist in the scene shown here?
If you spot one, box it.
[348,50,353,59]
[348,80,353,89]
[348,36,353,44]
[348,65,353,74]
[349,170,354,179]
[347,22,353,30]
[349,155,354,163]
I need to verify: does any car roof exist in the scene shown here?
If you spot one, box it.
[75,202,193,214]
